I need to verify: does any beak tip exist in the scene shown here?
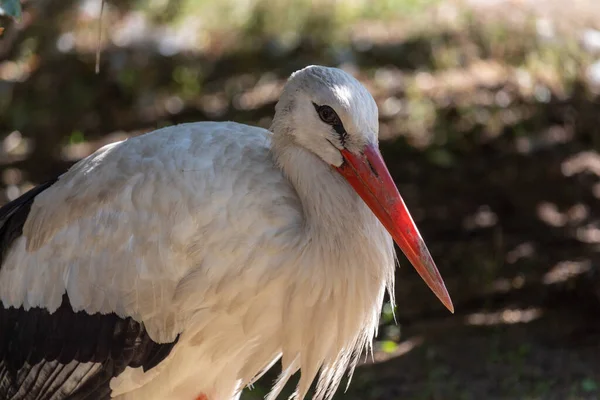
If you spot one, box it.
[440,293,454,314]
[438,286,454,314]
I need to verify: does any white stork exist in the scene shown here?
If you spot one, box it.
[0,66,453,400]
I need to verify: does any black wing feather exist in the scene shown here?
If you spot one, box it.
[0,181,179,399]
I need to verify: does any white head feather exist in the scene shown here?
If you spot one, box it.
[271,65,380,166]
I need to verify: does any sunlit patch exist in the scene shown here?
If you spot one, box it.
[588,61,600,89]
[2,131,30,157]
[506,242,535,264]
[61,142,94,161]
[112,12,149,47]
[465,308,543,326]
[536,18,555,41]
[5,185,20,201]
[0,58,38,82]
[56,32,76,53]
[568,204,589,223]
[415,71,436,92]
[536,202,590,228]
[79,0,104,18]
[576,224,600,244]
[200,94,228,119]
[463,205,498,230]
[536,202,566,227]
[373,68,404,92]
[234,76,283,111]
[516,125,574,154]
[164,95,184,115]
[543,260,591,285]
[536,202,589,227]
[380,96,403,118]
[561,151,600,177]
[491,275,525,293]
[373,336,424,363]
[2,168,22,187]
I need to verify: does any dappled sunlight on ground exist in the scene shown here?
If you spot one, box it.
[543,260,591,285]
[562,151,600,177]
[465,307,543,326]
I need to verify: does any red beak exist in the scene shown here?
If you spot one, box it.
[335,144,454,313]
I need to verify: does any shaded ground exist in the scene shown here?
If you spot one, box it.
[344,308,600,400]
[1,0,600,399]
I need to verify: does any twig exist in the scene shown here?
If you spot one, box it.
[95,0,105,74]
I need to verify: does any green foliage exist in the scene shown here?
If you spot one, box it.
[380,340,398,354]
[381,301,396,324]
[360,0,440,20]
[68,130,85,145]
[581,378,598,393]
[172,66,202,99]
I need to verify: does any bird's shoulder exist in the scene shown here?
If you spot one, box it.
[25,121,300,252]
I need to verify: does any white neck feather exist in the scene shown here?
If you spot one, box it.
[268,132,396,400]
[272,134,366,243]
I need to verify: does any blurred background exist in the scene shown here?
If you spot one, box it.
[1,0,600,398]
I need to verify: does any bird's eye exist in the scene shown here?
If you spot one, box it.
[315,105,341,126]
[312,102,348,146]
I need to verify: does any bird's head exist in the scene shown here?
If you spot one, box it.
[272,65,453,313]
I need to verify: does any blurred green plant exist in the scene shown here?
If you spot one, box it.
[68,130,86,145]
[581,378,598,393]
[380,340,398,354]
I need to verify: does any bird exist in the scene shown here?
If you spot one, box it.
[0,65,453,400]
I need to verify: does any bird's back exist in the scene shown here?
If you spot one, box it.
[0,121,303,399]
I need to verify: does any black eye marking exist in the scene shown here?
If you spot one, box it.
[312,103,349,146]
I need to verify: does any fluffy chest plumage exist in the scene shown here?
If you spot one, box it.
[110,223,394,400]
